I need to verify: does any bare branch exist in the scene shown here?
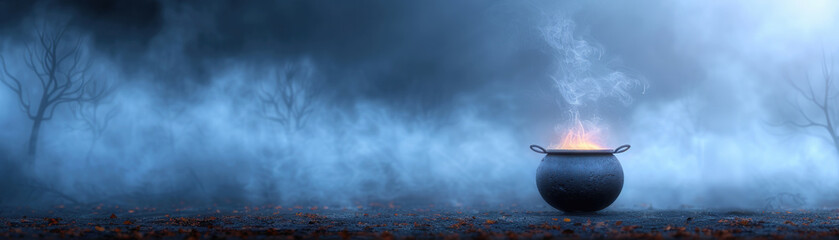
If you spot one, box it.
[780,54,839,155]
[788,74,822,109]
[72,85,119,140]
[785,99,826,128]
[0,55,34,118]
[258,62,320,131]
[1,22,111,156]
[781,120,827,129]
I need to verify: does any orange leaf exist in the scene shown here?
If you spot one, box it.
[563,218,571,222]
[109,214,117,219]
[94,226,105,232]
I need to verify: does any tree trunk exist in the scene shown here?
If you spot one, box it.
[27,118,42,156]
[84,137,99,164]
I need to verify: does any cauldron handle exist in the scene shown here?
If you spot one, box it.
[613,144,631,154]
[529,144,547,154]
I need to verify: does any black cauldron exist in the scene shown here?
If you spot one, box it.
[529,144,630,212]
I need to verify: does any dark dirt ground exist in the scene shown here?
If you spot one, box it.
[2,204,839,239]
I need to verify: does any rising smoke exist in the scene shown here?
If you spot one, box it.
[540,16,645,149]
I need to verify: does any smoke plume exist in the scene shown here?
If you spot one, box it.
[541,16,645,149]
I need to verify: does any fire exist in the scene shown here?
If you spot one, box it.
[552,121,605,150]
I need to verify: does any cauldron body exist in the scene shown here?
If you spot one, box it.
[532,146,627,212]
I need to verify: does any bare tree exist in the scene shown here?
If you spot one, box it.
[782,55,839,154]
[70,82,119,163]
[258,62,320,132]
[0,24,107,157]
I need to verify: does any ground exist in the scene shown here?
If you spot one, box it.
[2,204,839,239]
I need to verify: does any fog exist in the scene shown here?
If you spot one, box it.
[1,0,839,209]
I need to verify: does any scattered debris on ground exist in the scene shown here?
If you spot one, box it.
[1,204,839,239]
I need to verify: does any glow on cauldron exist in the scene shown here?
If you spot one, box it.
[532,122,629,212]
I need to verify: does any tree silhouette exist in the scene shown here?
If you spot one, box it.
[258,62,320,132]
[783,55,839,154]
[0,24,107,157]
[70,84,118,163]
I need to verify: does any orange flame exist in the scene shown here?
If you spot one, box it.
[552,121,605,150]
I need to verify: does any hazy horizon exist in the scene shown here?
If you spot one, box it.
[2,0,839,210]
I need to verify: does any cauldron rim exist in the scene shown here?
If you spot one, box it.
[530,144,630,155]
[544,149,615,155]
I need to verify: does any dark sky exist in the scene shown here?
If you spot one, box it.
[2,1,547,110]
[0,0,685,118]
[2,0,839,208]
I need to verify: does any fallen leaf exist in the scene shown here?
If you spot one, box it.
[110,214,117,219]
[563,218,571,222]
[95,226,105,232]
[622,225,640,231]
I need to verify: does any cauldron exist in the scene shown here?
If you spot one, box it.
[529,144,630,212]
